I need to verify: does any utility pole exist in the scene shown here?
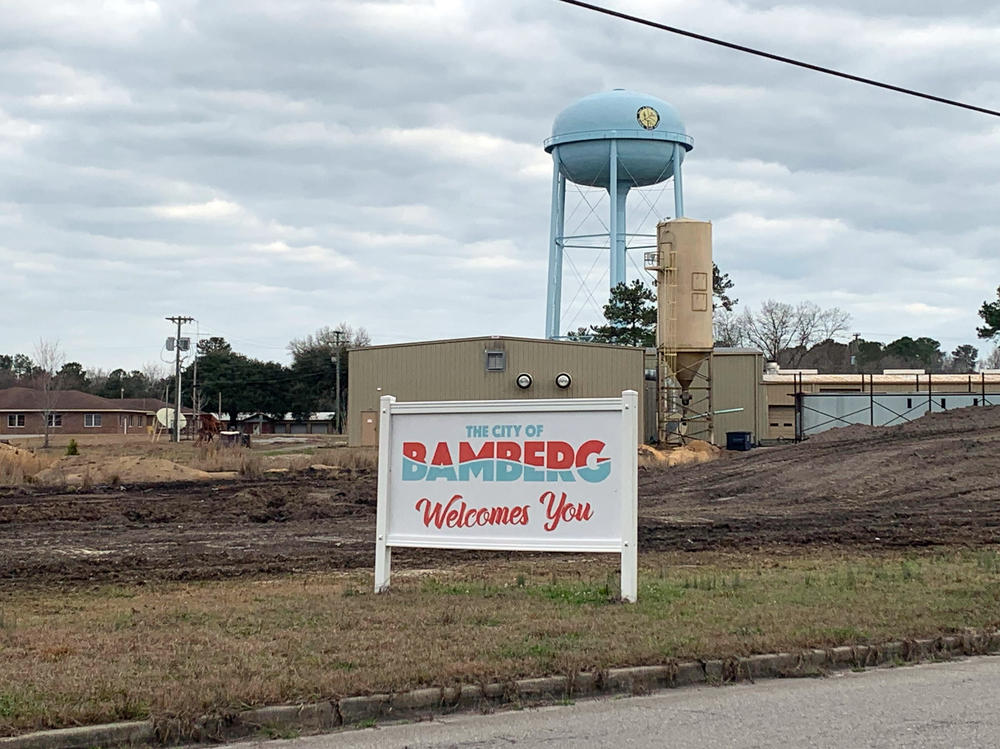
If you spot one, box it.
[166,316,194,442]
[192,339,199,427]
[332,329,345,434]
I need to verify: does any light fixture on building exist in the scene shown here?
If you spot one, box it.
[515,373,533,389]
[555,372,572,389]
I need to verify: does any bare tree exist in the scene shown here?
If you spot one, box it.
[981,346,1000,370]
[287,323,371,357]
[32,339,65,449]
[713,308,746,348]
[737,300,851,365]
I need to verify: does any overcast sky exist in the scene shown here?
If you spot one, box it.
[2,0,999,372]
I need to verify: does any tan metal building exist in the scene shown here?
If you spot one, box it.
[764,369,1000,441]
[348,336,645,447]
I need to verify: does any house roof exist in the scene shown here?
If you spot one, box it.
[0,387,115,411]
[118,397,175,412]
[0,387,184,413]
[350,335,643,353]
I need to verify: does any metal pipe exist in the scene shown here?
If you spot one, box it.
[672,143,685,218]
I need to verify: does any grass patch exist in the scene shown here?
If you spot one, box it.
[0,446,54,486]
[1,548,999,737]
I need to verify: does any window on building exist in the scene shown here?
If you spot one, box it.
[84,413,102,428]
[47,414,62,428]
[7,414,24,428]
[485,350,506,372]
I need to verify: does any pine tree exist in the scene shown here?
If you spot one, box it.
[977,287,1000,340]
[590,280,657,347]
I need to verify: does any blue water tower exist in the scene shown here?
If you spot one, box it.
[543,89,693,339]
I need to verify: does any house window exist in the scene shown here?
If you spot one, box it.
[47,414,62,428]
[84,414,102,428]
[7,414,24,428]
[485,350,506,372]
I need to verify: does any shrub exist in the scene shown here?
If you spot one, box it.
[66,439,79,456]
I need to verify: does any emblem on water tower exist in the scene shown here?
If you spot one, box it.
[636,106,660,130]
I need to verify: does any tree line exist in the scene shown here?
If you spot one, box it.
[0,354,168,399]
[0,324,370,425]
[570,267,1000,374]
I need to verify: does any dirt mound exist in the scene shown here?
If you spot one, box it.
[6,406,1000,587]
[806,404,998,446]
[33,456,212,486]
[639,404,1000,549]
[639,442,720,468]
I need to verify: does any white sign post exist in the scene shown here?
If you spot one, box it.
[374,390,639,601]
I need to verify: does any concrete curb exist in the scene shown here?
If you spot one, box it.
[0,721,154,749]
[3,632,997,748]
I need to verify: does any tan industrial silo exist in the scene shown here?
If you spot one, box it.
[646,218,714,444]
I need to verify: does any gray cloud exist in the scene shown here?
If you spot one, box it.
[0,0,998,369]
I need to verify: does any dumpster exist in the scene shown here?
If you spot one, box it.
[725,431,753,451]
[220,430,250,448]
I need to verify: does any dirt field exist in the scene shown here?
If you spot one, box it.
[3,406,1000,587]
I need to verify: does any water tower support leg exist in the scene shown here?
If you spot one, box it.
[545,156,566,339]
[615,183,628,286]
[609,140,622,289]
[672,143,685,219]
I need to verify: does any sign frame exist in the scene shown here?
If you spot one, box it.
[374,390,639,601]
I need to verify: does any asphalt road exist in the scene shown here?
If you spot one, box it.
[226,656,1000,748]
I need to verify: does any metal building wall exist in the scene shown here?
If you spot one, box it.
[348,337,644,446]
[765,373,1000,441]
[799,391,1000,437]
[711,349,767,444]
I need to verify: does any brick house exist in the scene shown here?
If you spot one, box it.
[0,387,172,437]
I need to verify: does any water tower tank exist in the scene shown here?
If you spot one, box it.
[543,89,694,339]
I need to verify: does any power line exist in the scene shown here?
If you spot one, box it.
[555,0,1000,118]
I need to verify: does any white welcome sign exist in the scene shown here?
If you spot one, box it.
[374,391,639,601]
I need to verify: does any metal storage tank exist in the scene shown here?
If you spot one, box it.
[543,89,694,339]
[657,219,713,368]
[646,218,715,444]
